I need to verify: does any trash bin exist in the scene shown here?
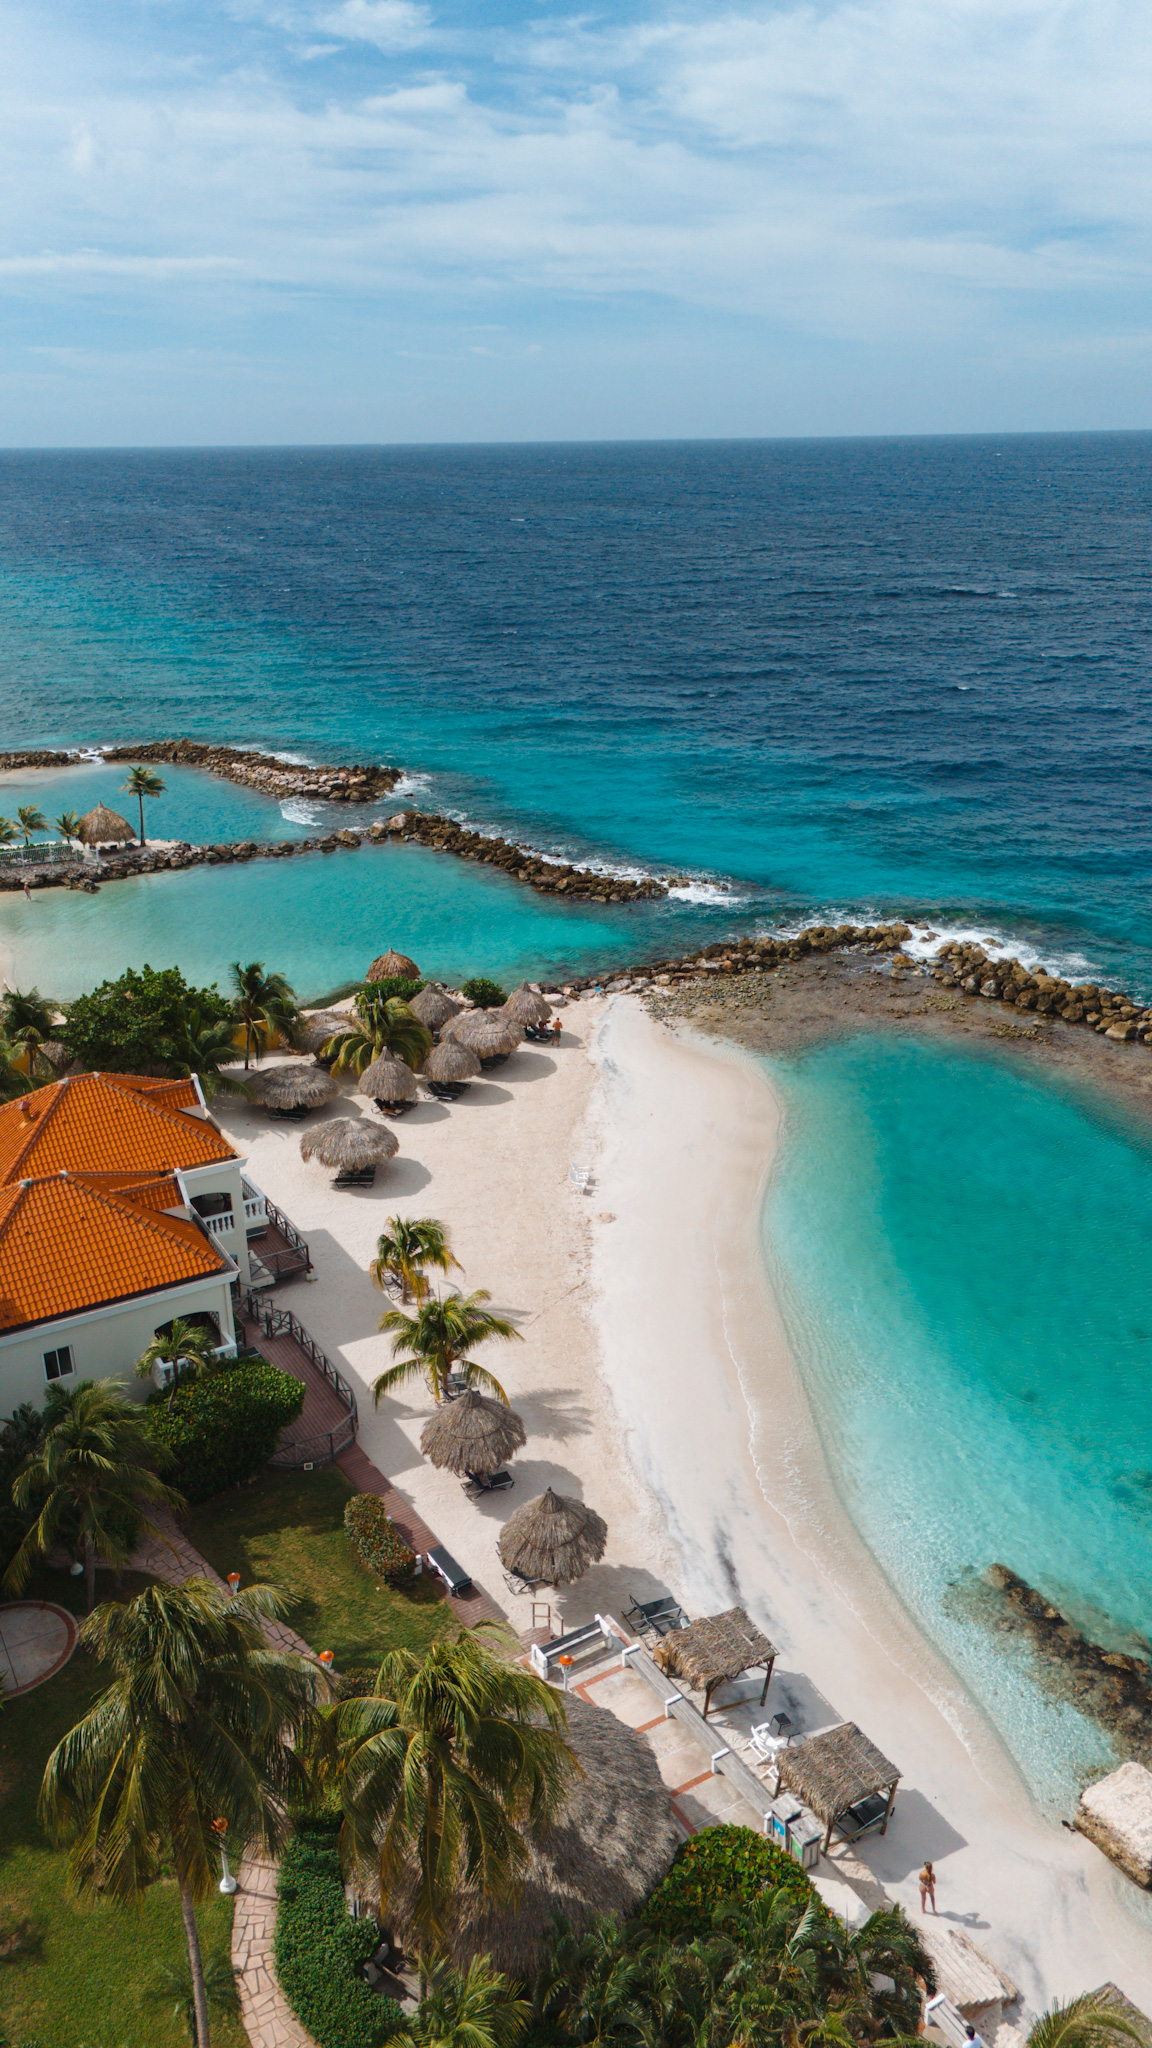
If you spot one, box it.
[789,1810,823,1869]
[768,1797,800,1850]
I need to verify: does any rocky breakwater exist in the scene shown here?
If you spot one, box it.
[383,810,666,902]
[559,920,915,1000]
[0,741,400,804]
[927,940,1152,1043]
[984,1563,1152,1771]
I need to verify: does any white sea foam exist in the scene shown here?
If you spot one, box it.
[667,879,749,907]
[279,800,322,826]
[388,771,433,800]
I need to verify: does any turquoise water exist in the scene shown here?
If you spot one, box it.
[765,1033,1152,1809]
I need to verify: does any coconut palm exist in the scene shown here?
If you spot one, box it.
[16,803,46,850]
[315,1625,575,1957]
[55,808,82,848]
[0,816,17,848]
[135,1316,225,1409]
[229,959,299,1069]
[413,1954,531,2048]
[375,1288,521,1405]
[40,1576,323,2048]
[165,1001,252,1101]
[3,1378,185,1610]
[121,764,167,845]
[323,991,432,1076]
[371,1216,460,1303]
[147,1952,241,2043]
[0,986,54,1077]
[1026,1992,1147,2048]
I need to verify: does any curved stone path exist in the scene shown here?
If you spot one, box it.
[0,1599,77,1695]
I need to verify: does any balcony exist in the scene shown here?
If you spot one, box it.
[240,1178,311,1282]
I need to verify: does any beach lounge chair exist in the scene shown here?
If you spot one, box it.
[427,1080,466,1100]
[334,1164,376,1187]
[270,1103,310,1122]
[747,1721,792,1768]
[502,1565,536,1597]
[425,1545,473,1597]
[568,1163,592,1193]
[622,1592,685,1636]
[462,1469,514,1496]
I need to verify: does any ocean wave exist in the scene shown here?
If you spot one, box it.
[668,879,748,907]
[389,771,433,800]
[899,920,1096,983]
[279,799,322,826]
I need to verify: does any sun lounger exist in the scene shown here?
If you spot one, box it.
[568,1163,591,1192]
[502,1565,536,1596]
[425,1545,473,1597]
[463,1469,514,1495]
[622,1591,685,1636]
[334,1165,376,1187]
[426,1081,466,1100]
[270,1104,310,1122]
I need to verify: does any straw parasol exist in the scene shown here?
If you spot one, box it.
[408,986,461,1032]
[250,1063,337,1112]
[76,804,135,846]
[445,1012,518,1059]
[501,983,552,1026]
[423,1039,481,1086]
[498,1487,607,1587]
[364,1692,678,1977]
[298,1010,353,1056]
[366,949,420,983]
[358,1055,418,1105]
[652,1606,777,1717]
[420,1389,527,1476]
[300,1118,399,1170]
[775,1721,901,1847]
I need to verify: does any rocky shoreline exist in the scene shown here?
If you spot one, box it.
[982,1564,1152,1774]
[0,740,400,805]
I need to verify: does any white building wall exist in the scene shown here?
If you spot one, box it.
[182,1161,252,1282]
[0,1274,238,1413]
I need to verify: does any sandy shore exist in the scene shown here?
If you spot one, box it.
[223,996,1152,2012]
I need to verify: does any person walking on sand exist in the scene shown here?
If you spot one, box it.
[21,876,31,902]
[919,1860,938,1913]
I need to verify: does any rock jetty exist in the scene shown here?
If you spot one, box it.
[0,741,400,805]
[926,938,1152,1042]
[384,810,665,903]
[985,1562,1152,1767]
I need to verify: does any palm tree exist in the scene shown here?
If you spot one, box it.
[0,816,17,849]
[229,960,298,1069]
[3,1378,185,1610]
[371,1216,460,1303]
[121,764,167,845]
[316,1625,575,1958]
[375,1288,521,1404]
[323,991,431,1076]
[16,803,46,851]
[40,1576,323,2048]
[148,1952,241,2043]
[1027,1992,1147,2048]
[55,808,82,848]
[0,986,54,1077]
[413,1954,530,2048]
[165,1001,252,1101]
[135,1316,224,1409]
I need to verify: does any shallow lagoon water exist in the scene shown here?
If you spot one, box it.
[764,1033,1152,1810]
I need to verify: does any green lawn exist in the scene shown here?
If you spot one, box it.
[0,1567,246,2048]
[183,1465,457,1671]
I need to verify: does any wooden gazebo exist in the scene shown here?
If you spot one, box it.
[652,1606,777,1719]
[776,1721,901,1850]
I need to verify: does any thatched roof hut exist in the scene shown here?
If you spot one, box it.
[408,986,461,1032]
[776,1721,901,1848]
[653,1606,777,1718]
[358,1055,418,1105]
[366,949,420,983]
[420,1389,527,1476]
[367,1692,678,1977]
[445,1012,517,1061]
[502,983,552,1026]
[498,1487,607,1587]
[423,1039,482,1087]
[250,1063,337,1112]
[38,1041,72,1075]
[300,1118,399,1170]
[77,804,135,846]
[298,1010,353,1057]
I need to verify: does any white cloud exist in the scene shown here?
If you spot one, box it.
[315,0,432,51]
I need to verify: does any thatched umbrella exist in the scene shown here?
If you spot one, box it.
[498,1487,607,1587]
[420,1389,527,1476]
[362,1692,677,1977]
[300,1118,399,1171]
[445,1012,518,1061]
[409,986,461,1032]
[358,1055,418,1107]
[298,1010,353,1056]
[76,804,135,846]
[775,1721,901,1848]
[38,1041,72,1075]
[502,983,552,1026]
[652,1606,777,1718]
[366,949,420,983]
[423,1039,481,1088]
[251,1062,337,1112]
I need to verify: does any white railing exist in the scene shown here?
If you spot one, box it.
[202,1211,236,1238]
[241,1178,267,1226]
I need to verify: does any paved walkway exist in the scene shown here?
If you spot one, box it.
[0,1600,77,1695]
[232,1852,317,2048]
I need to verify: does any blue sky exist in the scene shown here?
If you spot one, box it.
[2,0,1150,442]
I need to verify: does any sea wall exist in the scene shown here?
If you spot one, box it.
[0,740,400,804]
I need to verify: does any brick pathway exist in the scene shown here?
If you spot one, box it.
[232,1853,318,2048]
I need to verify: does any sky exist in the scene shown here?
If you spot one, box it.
[1,0,1151,444]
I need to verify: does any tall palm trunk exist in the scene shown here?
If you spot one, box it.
[178,1873,211,2048]
[83,1531,96,1613]
[137,793,146,846]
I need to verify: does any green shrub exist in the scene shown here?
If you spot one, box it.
[145,1357,305,1503]
[360,976,425,1002]
[62,963,230,1074]
[641,1825,814,1940]
[345,1493,416,1583]
[275,1822,403,2048]
[459,977,506,1009]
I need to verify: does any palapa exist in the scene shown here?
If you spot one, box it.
[298,1009,354,1056]
[423,1038,481,1085]
[358,1055,418,1104]
[76,804,135,846]
[38,1041,72,1074]
[300,1117,399,1169]
[420,1388,527,1476]
[653,1606,778,1717]
[365,948,420,983]
[360,1692,677,1977]
[776,1721,901,1847]
[251,1062,338,1111]
[501,983,552,1026]
[408,985,461,1032]
[498,1486,607,1587]
[445,1012,518,1060]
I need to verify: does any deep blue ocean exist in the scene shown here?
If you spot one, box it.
[3,435,1152,1811]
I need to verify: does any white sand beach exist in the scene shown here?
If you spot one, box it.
[222,998,1152,2016]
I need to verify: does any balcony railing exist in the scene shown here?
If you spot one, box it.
[201,1210,237,1239]
[241,1178,267,1228]
[238,1287,357,1466]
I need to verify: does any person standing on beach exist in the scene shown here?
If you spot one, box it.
[21,876,31,902]
[919,1860,938,1913]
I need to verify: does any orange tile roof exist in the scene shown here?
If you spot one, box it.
[0,1172,231,1334]
[0,1073,238,1187]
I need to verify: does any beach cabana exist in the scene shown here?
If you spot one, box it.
[420,1388,527,1476]
[366,948,420,983]
[300,1117,398,1185]
[652,1606,777,1719]
[445,1012,518,1063]
[501,984,552,1027]
[77,804,135,846]
[358,1055,418,1113]
[408,985,461,1035]
[250,1063,338,1118]
[361,1692,678,1978]
[498,1487,607,1587]
[423,1038,482,1098]
[298,1010,353,1059]
[776,1720,901,1850]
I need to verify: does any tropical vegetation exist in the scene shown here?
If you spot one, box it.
[344,1491,417,1583]
[61,962,231,1074]
[144,1353,306,1503]
[230,958,299,1068]
[165,999,254,1099]
[121,763,167,844]
[274,1819,404,2048]
[0,814,18,848]
[460,979,507,1010]
[54,807,82,847]
[323,989,432,1076]
[16,803,47,850]
[375,1288,521,1405]
[641,1825,812,1940]
[135,1314,227,1407]
[0,986,55,1078]
[371,1215,460,1302]
[413,1955,529,2048]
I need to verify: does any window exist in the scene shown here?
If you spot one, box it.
[44,1345,75,1382]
